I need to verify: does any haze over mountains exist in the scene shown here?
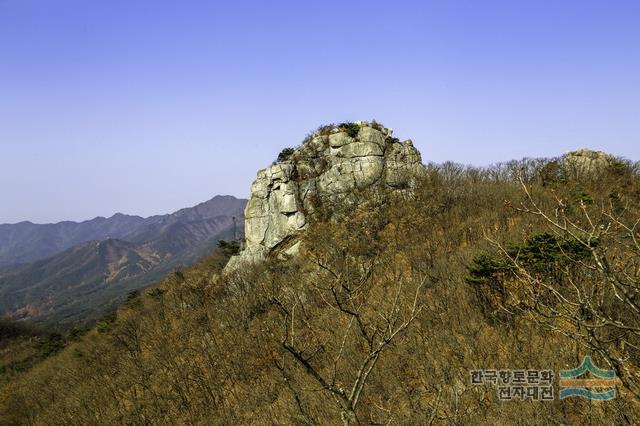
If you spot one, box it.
[0,195,246,330]
[0,195,245,267]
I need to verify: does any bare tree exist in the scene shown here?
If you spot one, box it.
[271,250,425,425]
[484,174,640,398]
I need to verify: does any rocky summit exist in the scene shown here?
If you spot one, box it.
[226,121,424,270]
[563,149,615,179]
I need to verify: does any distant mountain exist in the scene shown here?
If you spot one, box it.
[0,215,146,268]
[0,239,157,324]
[0,195,246,329]
[124,196,246,244]
[0,195,246,267]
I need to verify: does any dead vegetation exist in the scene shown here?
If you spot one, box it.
[1,156,639,424]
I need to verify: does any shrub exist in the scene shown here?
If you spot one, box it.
[338,122,360,138]
[217,239,241,256]
[36,334,64,358]
[96,312,117,334]
[126,290,140,301]
[467,232,596,323]
[468,232,594,288]
[125,290,141,308]
[572,188,593,204]
[276,147,295,163]
[301,123,335,145]
[386,136,400,145]
[370,120,384,131]
[147,287,166,300]
[538,159,565,186]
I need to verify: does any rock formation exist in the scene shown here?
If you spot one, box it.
[225,121,424,270]
[563,149,614,179]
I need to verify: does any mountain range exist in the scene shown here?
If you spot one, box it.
[0,195,246,330]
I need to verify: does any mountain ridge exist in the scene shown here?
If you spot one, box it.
[0,195,246,268]
[0,194,244,226]
[0,195,247,329]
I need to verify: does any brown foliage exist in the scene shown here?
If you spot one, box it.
[1,157,639,424]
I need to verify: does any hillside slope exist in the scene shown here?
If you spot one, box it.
[1,149,638,425]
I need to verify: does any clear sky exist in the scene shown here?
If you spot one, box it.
[1,0,639,224]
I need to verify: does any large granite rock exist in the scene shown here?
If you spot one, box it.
[563,149,614,179]
[225,121,424,271]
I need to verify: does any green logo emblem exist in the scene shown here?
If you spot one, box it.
[559,356,616,400]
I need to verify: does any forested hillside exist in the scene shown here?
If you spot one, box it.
[0,196,246,330]
[1,156,639,425]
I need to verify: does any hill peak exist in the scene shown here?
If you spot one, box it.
[226,121,424,270]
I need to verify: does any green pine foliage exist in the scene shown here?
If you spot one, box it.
[338,121,360,138]
[276,147,295,163]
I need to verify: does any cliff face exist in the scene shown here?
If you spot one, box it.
[226,121,424,270]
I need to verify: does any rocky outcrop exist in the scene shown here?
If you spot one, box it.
[563,149,614,179]
[225,121,424,270]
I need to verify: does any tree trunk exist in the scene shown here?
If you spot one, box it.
[341,408,358,426]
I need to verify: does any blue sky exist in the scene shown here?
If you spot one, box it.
[1,0,639,223]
